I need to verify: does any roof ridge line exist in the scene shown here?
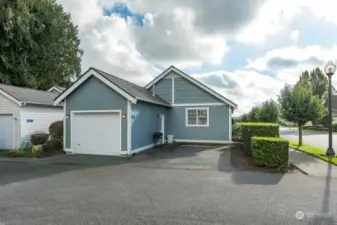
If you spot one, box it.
[91,67,145,89]
[0,83,58,94]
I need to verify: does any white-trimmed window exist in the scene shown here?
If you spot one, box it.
[186,107,209,127]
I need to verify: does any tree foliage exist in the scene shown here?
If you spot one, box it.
[278,83,325,145]
[297,67,332,101]
[239,99,279,123]
[257,99,279,123]
[0,0,83,90]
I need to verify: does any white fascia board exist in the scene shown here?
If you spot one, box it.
[54,68,137,106]
[145,66,237,109]
[0,89,23,106]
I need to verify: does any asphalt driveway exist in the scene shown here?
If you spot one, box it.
[1,144,337,224]
[280,127,337,150]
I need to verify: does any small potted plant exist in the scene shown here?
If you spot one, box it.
[30,133,49,158]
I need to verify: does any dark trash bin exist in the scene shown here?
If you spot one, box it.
[153,132,163,147]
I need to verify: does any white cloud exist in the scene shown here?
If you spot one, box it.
[191,70,284,116]
[237,0,302,45]
[55,0,337,115]
[246,45,337,72]
[290,30,300,42]
[300,0,337,25]
[57,0,103,28]
[132,10,229,69]
[245,45,337,101]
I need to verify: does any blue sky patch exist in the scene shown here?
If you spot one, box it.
[104,3,144,27]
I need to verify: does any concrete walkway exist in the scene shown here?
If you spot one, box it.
[290,149,337,177]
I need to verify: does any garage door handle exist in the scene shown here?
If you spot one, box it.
[77,144,80,146]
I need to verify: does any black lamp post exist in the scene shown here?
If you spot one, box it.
[324,60,336,157]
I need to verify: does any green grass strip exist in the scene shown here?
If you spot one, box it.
[289,141,337,166]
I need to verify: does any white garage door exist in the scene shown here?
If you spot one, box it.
[0,114,14,150]
[72,112,121,155]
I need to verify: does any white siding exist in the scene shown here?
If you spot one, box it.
[0,93,20,148]
[20,106,63,145]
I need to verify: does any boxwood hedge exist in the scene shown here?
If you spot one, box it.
[251,137,289,169]
[241,123,279,154]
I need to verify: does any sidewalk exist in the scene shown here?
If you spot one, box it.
[290,149,337,177]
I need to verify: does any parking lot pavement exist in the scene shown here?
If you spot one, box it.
[0,145,337,225]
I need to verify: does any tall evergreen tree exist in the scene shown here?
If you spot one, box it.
[0,0,83,90]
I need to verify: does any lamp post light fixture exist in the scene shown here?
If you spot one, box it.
[324,60,336,157]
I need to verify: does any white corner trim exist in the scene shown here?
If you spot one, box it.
[185,107,209,127]
[47,86,63,93]
[172,103,225,107]
[175,139,233,144]
[131,143,155,154]
[172,77,175,104]
[63,99,66,151]
[0,89,22,106]
[144,66,237,109]
[152,83,155,96]
[127,101,132,154]
[70,110,123,154]
[54,68,137,106]
[228,106,232,141]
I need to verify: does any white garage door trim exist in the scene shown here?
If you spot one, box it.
[70,110,122,155]
[0,113,15,150]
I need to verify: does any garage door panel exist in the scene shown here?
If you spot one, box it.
[72,112,121,155]
[0,114,14,150]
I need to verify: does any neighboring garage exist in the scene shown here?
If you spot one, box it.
[0,114,14,149]
[0,83,63,150]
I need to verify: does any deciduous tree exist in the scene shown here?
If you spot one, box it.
[278,83,325,145]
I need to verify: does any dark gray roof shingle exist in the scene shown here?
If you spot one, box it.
[92,68,171,107]
[0,83,60,106]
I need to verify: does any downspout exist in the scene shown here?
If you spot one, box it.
[152,83,155,96]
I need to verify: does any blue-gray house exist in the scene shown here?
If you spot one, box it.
[54,66,237,156]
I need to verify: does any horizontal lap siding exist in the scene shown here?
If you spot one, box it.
[174,77,222,104]
[167,105,230,141]
[131,101,169,150]
[20,106,63,146]
[65,76,127,151]
[153,78,172,103]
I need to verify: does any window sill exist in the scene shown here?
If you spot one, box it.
[186,125,209,127]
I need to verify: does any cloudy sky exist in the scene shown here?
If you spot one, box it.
[57,0,337,115]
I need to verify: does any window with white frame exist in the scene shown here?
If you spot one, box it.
[186,108,209,126]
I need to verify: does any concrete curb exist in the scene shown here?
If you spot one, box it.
[0,157,48,164]
[289,162,309,176]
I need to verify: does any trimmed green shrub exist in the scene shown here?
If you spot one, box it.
[332,123,337,132]
[45,139,63,152]
[31,133,49,145]
[49,121,63,139]
[251,137,289,169]
[232,124,242,142]
[241,122,279,154]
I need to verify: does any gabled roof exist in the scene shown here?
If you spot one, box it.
[47,85,66,93]
[145,65,238,109]
[0,83,61,106]
[54,68,171,107]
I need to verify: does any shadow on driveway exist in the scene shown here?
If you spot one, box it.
[306,163,335,224]
[0,144,231,186]
[0,161,94,186]
[0,142,307,188]
[217,146,286,186]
